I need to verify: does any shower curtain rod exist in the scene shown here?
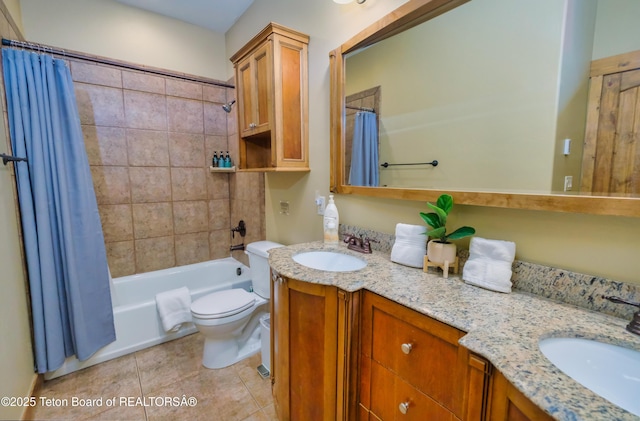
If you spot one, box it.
[1,38,234,89]
[346,105,375,113]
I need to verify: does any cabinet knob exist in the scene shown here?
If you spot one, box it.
[398,401,410,414]
[401,343,413,354]
[249,122,256,129]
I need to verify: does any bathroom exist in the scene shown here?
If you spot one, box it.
[1,0,640,420]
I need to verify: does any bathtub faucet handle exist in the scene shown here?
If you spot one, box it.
[231,220,246,238]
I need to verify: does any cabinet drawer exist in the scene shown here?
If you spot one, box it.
[370,360,456,421]
[371,302,463,410]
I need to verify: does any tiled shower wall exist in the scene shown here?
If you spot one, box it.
[71,59,265,277]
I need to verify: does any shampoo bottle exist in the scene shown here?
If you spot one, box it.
[323,194,339,244]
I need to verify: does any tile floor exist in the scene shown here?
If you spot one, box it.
[28,333,277,421]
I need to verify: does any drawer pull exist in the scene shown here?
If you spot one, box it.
[398,401,410,414]
[401,343,413,354]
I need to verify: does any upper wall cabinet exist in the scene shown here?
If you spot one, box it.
[231,23,310,172]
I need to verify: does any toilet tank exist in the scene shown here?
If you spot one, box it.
[246,241,283,299]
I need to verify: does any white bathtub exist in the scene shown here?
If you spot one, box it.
[45,257,253,379]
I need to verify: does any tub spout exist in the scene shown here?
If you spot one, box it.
[230,243,245,251]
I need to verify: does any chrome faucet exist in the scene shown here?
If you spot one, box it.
[603,295,640,335]
[343,233,378,254]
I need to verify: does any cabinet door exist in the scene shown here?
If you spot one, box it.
[489,371,553,421]
[465,353,492,421]
[271,273,340,421]
[272,33,308,169]
[237,41,272,137]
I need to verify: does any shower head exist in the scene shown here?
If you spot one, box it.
[222,99,236,113]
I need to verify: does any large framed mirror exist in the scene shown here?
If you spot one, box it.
[330,0,640,217]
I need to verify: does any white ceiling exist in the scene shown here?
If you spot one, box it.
[114,0,254,34]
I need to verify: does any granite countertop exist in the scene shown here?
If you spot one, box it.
[268,241,640,421]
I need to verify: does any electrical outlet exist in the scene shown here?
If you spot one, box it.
[279,201,290,215]
[564,176,573,191]
[315,190,326,215]
[316,196,326,215]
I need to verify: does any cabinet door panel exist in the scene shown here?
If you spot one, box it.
[289,288,327,420]
[489,371,554,421]
[272,276,340,421]
[280,44,303,160]
[271,271,288,418]
[238,57,254,135]
[254,43,271,131]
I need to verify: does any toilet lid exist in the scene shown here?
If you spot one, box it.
[191,289,256,319]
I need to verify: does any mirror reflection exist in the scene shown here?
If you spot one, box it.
[343,0,640,197]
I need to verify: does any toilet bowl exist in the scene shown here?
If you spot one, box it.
[191,241,283,369]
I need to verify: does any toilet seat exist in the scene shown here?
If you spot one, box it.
[191,289,256,319]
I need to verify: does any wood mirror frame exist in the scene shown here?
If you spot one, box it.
[329,0,640,217]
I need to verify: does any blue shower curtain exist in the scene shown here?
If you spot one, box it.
[2,48,115,373]
[349,111,379,187]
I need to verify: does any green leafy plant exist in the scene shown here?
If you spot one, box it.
[419,194,476,243]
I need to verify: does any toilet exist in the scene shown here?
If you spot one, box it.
[191,241,283,369]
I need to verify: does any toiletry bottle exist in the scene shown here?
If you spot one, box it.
[212,151,218,168]
[224,151,231,168]
[323,194,339,244]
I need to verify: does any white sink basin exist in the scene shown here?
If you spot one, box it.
[539,337,640,416]
[292,251,367,272]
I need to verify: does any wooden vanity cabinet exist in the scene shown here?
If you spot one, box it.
[488,371,554,421]
[359,291,492,421]
[270,271,359,420]
[230,23,309,172]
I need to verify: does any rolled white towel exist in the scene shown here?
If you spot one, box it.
[391,223,427,268]
[155,287,193,332]
[463,237,516,293]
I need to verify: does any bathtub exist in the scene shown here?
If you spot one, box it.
[45,257,253,379]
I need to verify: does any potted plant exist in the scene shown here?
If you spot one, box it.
[420,194,476,264]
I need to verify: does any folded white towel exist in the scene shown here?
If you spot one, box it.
[395,223,427,237]
[391,223,427,268]
[463,237,516,293]
[469,236,516,263]
[155,287,193,332]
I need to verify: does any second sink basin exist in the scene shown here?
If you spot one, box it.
[539,337,640,416]
[292,251,367,272]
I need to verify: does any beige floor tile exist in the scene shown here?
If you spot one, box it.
[135,333,204,395]
[30,354,142,420]
[243,376,272,409]
[78,404,147,421]
[240,409,269,421]
[144,368,259,421]
[28,332,275,421]
[260,404,279,421]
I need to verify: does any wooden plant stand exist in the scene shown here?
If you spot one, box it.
[423,255,459,278]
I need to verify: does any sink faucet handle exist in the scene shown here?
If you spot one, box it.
[362,237,378,253]
[603,295,640,336]
[602,295,640,308]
